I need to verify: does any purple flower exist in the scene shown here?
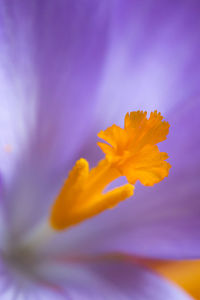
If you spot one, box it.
[0,0,200,299]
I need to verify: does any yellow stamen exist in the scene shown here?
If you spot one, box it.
[50,111,171,230]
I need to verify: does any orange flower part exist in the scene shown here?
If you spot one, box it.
[98,110,171,186]
[150,260,200,300]
[50,111,170,231]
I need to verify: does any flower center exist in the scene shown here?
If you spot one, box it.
[1,240,41,288]
[50,111,171,231]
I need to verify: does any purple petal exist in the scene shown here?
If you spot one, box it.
[0,1,110,233]
[94,0,200,127]
[0,255,192,299]
[0,0,110,180]
[27,255,193,300]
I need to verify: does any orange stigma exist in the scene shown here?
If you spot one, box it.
[50,111,171,230]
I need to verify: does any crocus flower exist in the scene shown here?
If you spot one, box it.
[0,1,200,299]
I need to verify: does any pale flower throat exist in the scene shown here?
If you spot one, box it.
[50,111,171,230]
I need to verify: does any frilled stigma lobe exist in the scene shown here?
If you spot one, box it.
[50,111,171,230]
